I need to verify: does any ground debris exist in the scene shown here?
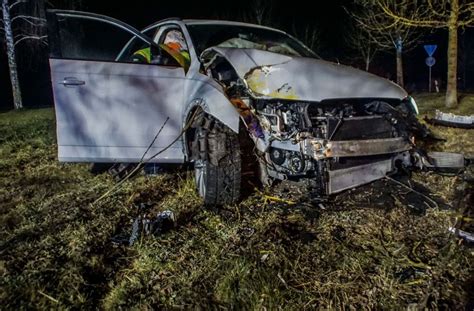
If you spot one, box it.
[449,227,474,243]
[124,204,176,246]
[425,110,474,129]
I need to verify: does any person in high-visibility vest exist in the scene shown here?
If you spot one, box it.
[132,47,153,64]
[132,30,190,71]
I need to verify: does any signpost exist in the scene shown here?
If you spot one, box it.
[424,45,437,92]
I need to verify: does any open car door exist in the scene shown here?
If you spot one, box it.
[47,10,185,163]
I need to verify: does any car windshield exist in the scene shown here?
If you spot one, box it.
[187,24,316,58]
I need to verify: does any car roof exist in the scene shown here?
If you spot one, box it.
[183,19,284,31]
[144,18,286,34]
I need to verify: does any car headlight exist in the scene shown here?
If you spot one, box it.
[407,96,419,115]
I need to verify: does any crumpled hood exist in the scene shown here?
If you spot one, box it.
[202,47,407,101]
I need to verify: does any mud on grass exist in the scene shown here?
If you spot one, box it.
[1,105,473,309]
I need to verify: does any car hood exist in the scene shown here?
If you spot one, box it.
[202,47,407,101]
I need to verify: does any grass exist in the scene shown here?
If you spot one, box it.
[1,95,473,309]
[414,92,474,117]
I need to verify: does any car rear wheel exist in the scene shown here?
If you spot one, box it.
[190,112,241,205]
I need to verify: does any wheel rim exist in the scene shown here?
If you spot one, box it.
[195,159,207,198]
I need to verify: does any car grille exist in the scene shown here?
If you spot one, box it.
[327,116,395,140]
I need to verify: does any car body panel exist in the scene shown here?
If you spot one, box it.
[202,47,407,101]
[51,59,186,163]
[183,73,241,133]
[47,10,189,163]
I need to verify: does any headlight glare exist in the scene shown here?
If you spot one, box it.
[408,96,419,115]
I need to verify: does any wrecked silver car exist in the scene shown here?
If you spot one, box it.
[47,10,444,205]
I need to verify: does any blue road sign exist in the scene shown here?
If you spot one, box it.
[426,57,436,67]
[424,45,437,57]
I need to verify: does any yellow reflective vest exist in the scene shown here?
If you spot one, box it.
[132,47,152,64]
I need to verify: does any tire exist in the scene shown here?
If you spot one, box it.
[191,113,241,205]
[89,163,113,175]
[108,163,138,181]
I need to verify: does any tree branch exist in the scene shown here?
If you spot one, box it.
[9,0,26,11]
[426,0,449,19]
[375,0,446,28]
[14,35,47,47]
[459,2,474,26]
[459,2,474,15]
[11,15,46,25]
[349,1,423,52]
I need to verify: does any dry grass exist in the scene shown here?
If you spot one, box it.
[1,96,473,309]
[414,92,474,117]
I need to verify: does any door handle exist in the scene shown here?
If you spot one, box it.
[60,77,86,87]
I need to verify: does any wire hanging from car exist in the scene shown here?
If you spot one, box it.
[92,109,200,205]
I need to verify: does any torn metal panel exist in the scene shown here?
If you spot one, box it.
[422,152,466,173]
[201,47,407,102]
[328,159,393,194]
[426,110,474,129]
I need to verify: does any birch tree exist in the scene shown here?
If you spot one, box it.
[1,0,47,109]
[2,0,23,110]
[369,0,474,108]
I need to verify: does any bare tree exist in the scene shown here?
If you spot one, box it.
[242,0,273,26]
[291,23,320,54]
[345,26,379,72]
[1,0,47,109]
[349,1,422,87]
[370,0,474,107]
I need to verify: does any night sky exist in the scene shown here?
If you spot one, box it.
[1,0,473,110]
[80,0,353,58]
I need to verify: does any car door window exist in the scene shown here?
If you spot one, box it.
[48,11,180,67]
[49,11,152,63]
[115,25,160,62]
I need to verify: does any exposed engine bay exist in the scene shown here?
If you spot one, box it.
[202,52,464,195]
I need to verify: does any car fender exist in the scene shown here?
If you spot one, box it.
[181,73,242,160]
[183,73,241,133]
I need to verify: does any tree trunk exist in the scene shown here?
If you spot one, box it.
[445,0,459,108]
[395,37,404,87]
[365,55,370,71]
[2,0,23,110]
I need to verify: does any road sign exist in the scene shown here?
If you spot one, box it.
[424,45,437,93]
[425,56,436,67]
[424,45,437,57]
[425,56,436,92]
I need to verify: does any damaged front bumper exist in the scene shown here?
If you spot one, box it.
[305,137,412,194]
[304,137,411,160]
[263,136,413,195]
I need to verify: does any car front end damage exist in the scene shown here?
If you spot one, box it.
[232,96,426,195]
[201,48,443,195]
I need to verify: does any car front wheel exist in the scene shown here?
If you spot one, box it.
[190,112,241,205]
